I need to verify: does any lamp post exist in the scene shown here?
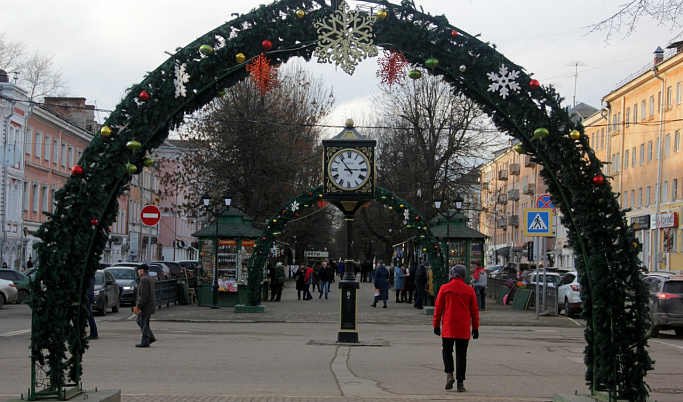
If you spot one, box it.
[202,192,232,309]
[434,195,464,270]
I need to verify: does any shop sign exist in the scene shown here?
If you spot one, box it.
[242,240,255,246]
[304,250,329,258]
[656,212,678,228]
[630,215,650,230]
[218,239,236,246]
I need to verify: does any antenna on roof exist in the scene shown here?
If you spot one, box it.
[565,61,586,108]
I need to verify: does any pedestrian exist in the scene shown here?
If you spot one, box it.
[394,264,406,303]
[433,264,480,392]
[319,261,333,299]
[267,263,277,301]
[413,261,429,309]
[471,265,487,311]
[407,264,417,303]
[2,262,7,268]
[304,263,313,300]
[273,262,285,301]
[367,261,375,283]
[371,260,391,308]
[87,276,99,340]
[294,264,306,300]
[26,256,34,270]
[133,264,156,348]
[312,262,321,293]
[329,259,337,283]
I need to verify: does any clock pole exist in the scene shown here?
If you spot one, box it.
[337,211,359,343]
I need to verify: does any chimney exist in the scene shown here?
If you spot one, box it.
[654,46,664,66]
[0,69,9,83]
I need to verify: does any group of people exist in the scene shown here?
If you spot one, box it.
[291,260,335,300]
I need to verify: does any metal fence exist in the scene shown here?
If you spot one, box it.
[486,279,558,315]
[155,278,178,308]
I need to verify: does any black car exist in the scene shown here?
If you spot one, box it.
[112,262,166,280]
[92,270,120,316]
[643,273,683,338]
[104,266,138,306]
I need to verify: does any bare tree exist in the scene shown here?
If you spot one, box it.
[0,33,68,100]
[591,0,683,42]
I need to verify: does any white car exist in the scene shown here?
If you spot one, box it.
[557,271,582,317]
[0,278,19,308]
[527,272,562,287]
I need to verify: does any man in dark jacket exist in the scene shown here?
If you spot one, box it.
[273,262,286,301]
[134,264,156,347]
[413,261,429,309]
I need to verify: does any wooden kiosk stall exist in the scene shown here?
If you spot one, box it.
[192,208,263,307]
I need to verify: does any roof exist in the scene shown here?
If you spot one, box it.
[191,208,261,238]
[428,212,488,240]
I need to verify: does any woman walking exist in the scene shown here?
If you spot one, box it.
[394,264,406,303]
[371,260,391,308]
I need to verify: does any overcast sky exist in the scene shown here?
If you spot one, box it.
[2,1,679,130]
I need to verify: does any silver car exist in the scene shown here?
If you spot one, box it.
[557,272,581,317]
[0,278,19,308]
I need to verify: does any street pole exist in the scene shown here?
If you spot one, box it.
[212,215,219,309]
[337,212,359,343]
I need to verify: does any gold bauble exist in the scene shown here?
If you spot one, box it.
[295,9,305,19]
[533,127,549,140]
[142,158,155,167]
[377,9,387,19]
[100,126,111,137]
[126,140,142,153]
[125,163,137,175]
[236,53,246,63]
[569,130,581,140]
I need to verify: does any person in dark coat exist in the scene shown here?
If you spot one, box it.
[318,261,333,299]
[433,265,480,392]
[134,264,156,347]
[294,263,306,300]
[273,262,285,301]
[87,276,99,340]
[407,264,417,303]
[371,260,391,308]
[414,261,429,309]
[267,263,277,301]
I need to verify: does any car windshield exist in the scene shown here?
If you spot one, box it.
[107,269,136,280]
[663,281,683,294]
[94,271,104,285]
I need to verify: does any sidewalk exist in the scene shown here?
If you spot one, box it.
[155,279,579,328]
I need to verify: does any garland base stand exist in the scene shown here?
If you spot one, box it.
[234,305,265,313]
[5,389,121,402]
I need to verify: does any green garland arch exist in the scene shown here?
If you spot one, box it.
[28,0,652,400]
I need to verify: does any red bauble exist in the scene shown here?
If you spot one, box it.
[434,245,439,249]
[529,79,540,90]
[262,236,267,240]
[295,213,300,217]
[592,175,605,186]
[451,30,459,38]
[71,165,83,176]
[261,40,272,51]
[139,91,150,101]
[90,219,98,226]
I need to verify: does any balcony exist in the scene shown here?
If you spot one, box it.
[498,169,508,181]
[508,215,519,227]
[509,163,521,175]
[524,155,536,167]
[523,183,536,195]
[496,194,508,204]
[508,189,520,201]
[497,218,507,229]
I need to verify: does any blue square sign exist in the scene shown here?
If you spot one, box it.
[524,209,553,237]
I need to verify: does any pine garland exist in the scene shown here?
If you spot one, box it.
[30,0,651,399]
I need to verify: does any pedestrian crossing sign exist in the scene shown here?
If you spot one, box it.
[524,209,553,237]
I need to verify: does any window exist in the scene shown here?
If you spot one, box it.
[42,186,48,212]
[623,192,628,208]
[53,139,59,163]
[631,190,635,208]
[616,152,620,171]
[35,132,42,159]
[650,96,655,116]
[632,147,636,166]
[601,128,605,149]
[626,108,630,126]
[641,100,646,119]
[656,137,660,160]
[68,146,74,169]
[624,150,629,168]
[611,115,617,132]
[32,183,39,212]
[658,91,662,113]
[60,143,66,167]
[640,144,645,164]
[638,188,642,207]
[25,128,32,155]
[674,179,678,201]
[44,135,50,162]
[23,182,29,211]
[646,186,651,206]
[664,134,670,156]
[648,141,653,162]
[678,82,682,104]
[675,130,680,152]
[633,104,638,123]
[663,181,668,203]
[667,86,673,108]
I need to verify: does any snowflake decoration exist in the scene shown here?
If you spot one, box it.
[487,64,521,99]
[245,53,279,96]
[403,208,410,221]
[174,63,191,98]
[313,0,378,75]
[377,50,410,87]
[290,201,300,212]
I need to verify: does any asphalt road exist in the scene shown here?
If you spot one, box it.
[1,282,682,401]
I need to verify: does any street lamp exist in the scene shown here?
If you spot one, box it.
[434,195,464,269]
[201,191,232,309]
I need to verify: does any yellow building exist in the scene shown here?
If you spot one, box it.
[594,44,683,271]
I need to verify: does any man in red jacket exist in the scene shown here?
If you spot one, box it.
[433,264,480,392]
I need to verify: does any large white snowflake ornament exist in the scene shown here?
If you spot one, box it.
[487,64,521,99]
[174,63,191,98]
[290,201,300,212]
[403,208,410,221]
[313,1,378,75]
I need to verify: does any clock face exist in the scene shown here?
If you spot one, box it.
[328,148,371,190]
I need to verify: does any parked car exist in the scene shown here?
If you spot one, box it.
[112,262,164,279]
[104,266,138,306]
[0,278,18,308]
[490,266,519,280]
[177,260,199,276]
[0,268,31,303]
[92,270,120,316]
[557,271,581,317]
[525,272,562,287]
[642,273,683,338]
[151,261,184,278]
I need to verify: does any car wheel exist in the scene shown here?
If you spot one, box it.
[98,298,107,316]
[112,298,120,313]
[675,329,683,337]
[564,298,572,318]
[17,289,29,303]
[0,293,5,309]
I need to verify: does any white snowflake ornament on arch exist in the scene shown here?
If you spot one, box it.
[487,64,520,99]
[174,63,191,98]
[403,208,410,221]
[290,200,300,212]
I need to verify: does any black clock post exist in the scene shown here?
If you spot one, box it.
[322,119,376,343]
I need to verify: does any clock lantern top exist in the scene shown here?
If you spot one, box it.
[322,119,376,205]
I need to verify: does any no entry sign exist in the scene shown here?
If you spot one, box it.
[141,205,161,226]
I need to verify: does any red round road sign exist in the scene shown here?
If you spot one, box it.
[141,205,161,226]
